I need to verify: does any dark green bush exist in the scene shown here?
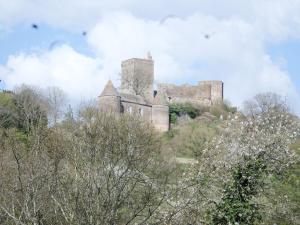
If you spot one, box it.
[169,103,201,123]
[209,155,267,225]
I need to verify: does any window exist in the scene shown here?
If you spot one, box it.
[139,108,143,116]
[128,106,132,114]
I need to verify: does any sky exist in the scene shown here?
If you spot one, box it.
[0,0,300,114]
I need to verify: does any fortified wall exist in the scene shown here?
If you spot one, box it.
[158,80,223,106]
[99,53,224,132]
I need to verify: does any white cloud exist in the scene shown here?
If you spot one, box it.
[1,0,300,39]
[0,45,110,103]
[87,12,299,107]
[0,2,300,113]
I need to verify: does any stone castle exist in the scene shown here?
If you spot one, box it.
[99,53,224,132]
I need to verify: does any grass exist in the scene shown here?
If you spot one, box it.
[162,118,223,159]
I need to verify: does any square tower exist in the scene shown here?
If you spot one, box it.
[198,80,224,103]
[121,53,154,101]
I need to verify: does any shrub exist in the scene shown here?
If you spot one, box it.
[209,155,267,225]
[169,103,201,123]
[210,100,237,118]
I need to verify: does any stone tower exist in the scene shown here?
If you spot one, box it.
[152,91,169,132]
[99,80,121,113]
[198,80,223,104]
[120,53,154,102]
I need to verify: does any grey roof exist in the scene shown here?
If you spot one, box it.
[119,92,151,105]
[100,80,119,97]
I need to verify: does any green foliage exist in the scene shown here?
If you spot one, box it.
[210,100,237,118]
[210,155,267,225]
[162,119,222,158]
[0,92,17,128]
[169,101,236,124]
[0,89,299,225]
[264,139,300,224]
[170,112,177,124]
[169,103,201,123]
[0,92,14,108]
[0,87,48,133]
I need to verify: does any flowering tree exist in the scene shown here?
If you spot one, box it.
[163,93,300,224]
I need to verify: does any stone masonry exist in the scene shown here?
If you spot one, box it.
[99,53,224,132]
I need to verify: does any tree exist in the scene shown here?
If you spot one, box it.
[204,93,299,224]
[0,91,18,129]
[0,105,171,225]
[13,85,49,133]
[52,111,170,225]
[210,155,266,225]
[166,92,300,224]
[0,86,48,133]
[243,92,288,117]
[46,86,67,124]
[0,122,62,225]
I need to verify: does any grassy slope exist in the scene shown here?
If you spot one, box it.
[162,118,223,158]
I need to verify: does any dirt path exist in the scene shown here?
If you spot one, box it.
[175,157,198,164]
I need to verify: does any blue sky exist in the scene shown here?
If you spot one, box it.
[267,40,300,90]
[0,0,300,113]
[0,24,93,64]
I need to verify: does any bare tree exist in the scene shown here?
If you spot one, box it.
[120,72,151,97]
[243,92,289,117]
[0,124,64,225]
[13,85,49,133]
[46,86,67,125]
[0,105,171,225]
[52,110,170,225]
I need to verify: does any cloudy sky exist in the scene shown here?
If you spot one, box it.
[0,0,300,113]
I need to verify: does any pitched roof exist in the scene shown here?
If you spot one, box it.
[100,80,119,97]
[153,91,168,105]
[119,92,149,105]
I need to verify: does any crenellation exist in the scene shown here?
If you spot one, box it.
[158,80,223,106]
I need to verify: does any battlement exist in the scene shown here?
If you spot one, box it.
[158,80,223,106]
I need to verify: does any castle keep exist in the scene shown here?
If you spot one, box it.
[99,53,224,132]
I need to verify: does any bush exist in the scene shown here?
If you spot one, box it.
[169,103,202,123]
[0,92,17,128]
[209,155,267,225]
[210,100,237,118]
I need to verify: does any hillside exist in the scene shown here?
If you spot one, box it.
[0,88,299,225]
[161,101,300,224]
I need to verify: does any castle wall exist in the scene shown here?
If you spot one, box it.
[99,55,225,133]
[199,81,223,103]
[157,83,213,106]
[152,105,169,132]
[121,101,152,122]
[121,58,154,102]
[99,96,121,113]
